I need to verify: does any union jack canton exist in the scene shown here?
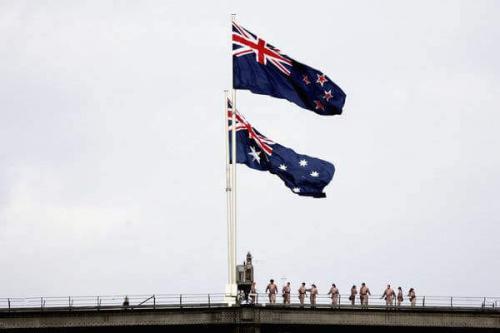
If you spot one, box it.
[232,21,346,116]
[228,99,335,198]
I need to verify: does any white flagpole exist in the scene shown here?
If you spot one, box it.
[222,13,237,301]
[230,87,237,289]
[230,14,238,291]
[224,90,232,287]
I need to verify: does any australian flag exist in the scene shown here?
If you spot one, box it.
[228,101,335,198]
[232,20,346,116]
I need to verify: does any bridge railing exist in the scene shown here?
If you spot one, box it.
[248,293,500,309]
[0,293,228,311]
[0,293,499,312]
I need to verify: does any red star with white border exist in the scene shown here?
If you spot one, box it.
[314,100,325,111]
[323,89,333,102]
[316,74,328,87]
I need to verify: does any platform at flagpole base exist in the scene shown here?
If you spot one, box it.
[224,283,238,306]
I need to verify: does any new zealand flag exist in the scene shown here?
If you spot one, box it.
[232,20,346,116]
[228,101,335,198]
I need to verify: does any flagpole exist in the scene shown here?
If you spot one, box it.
[224,90,232,288]
[230,87,237,289]
[222,13,237,301]
[230,13,237,294]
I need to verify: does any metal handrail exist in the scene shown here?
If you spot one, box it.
[0,293,499,312]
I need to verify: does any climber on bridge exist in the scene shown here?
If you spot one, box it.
[298,282,307,305]
[328,283,339,305]
[306,284,319,306]
[360,283,371,307]
[282,282,291,304]
[266,279,278,304]
[381,284,396,307]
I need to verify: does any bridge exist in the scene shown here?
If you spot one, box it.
[1,293,499,332]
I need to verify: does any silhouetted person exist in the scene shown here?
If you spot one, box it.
[122,296,129,308]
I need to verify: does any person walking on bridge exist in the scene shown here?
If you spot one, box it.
[282,282,291,305]
[408,288,416,307]
[307,284,318,306]
[266,279,278,304]
[328,283,339,306]
[397,287,404,307]
[360,282,371,307]
[298,282,307,305]
[349,285,357,305]
[381,284,395,307]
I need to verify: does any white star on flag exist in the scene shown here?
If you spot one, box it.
[299,159,308,167]
[323,90,333,102]
[279,164,287,171]
[248,146,261,164]
[310,171,319,177]
[292,187,301,193]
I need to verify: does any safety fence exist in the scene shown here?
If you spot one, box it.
[0,293,499,312]
[243,293,500,309]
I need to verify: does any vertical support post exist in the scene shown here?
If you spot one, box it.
[422,296,425,307]
[68,296,71,310]
[40,297,43,311]
[208,294,211,308]
[180,294,183,309]
[7,298,10,312]
[153,295,156,309]
[451,297,453,308]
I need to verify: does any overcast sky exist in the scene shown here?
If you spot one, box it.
[1,0,499,300]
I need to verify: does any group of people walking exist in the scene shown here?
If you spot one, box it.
[249,280,417,307]
[349,283,417,307]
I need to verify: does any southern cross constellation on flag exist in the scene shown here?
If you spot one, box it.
[228,100,335,198]
[232,20,347,116]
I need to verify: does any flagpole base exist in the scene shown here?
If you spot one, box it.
[224,283,238,306]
